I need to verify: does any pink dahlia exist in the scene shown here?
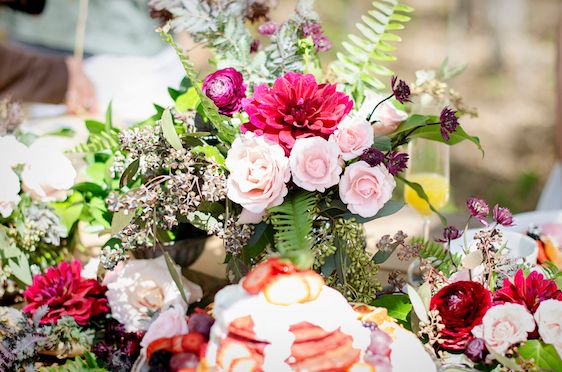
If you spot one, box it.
[494,269,562,313]
[241,72,353,155]
[23,260,109,325]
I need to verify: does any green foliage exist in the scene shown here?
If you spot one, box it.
[371,294,412,328]
[269,191,317,269]
[39,317,94,359]
[518,340,562,371]
[69,104,119,154]
[40,352,106,372]
[412,237,460,276]
[332,0,413,103]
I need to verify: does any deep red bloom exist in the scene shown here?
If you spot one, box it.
[493,269,562,313]
[439,107,459,141]
[23,260,109,325]
[241,72,353,155]
[430,281,492,351]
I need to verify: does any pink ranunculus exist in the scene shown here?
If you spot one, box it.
[241,72,353,155]
[330,116,374,161]
[202,67,246,116]
[140,306,189,350]
[472,303,535,355]
[339,161,395,218]
[534,299,562,357]
[225,132,290,214]
[359,92,408,136]
[289,137,342,192]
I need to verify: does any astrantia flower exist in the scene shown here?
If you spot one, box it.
[439,107,459,141]
[429,281,492,351]
[492,204,514,227]
[494,269,562,313]
[258,21,277,36]
[360,148,385,167]
[241,72,353,155]
[202,67,246,117]
[302,22,332,51]
[435,225,463,243]
[385,151,408,175]
[23,260,109,325]
[466,197,489,225]
[390,76,411,104]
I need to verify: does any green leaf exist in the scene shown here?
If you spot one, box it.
[161,108,184,152]
[371,294,412,324]
[410,124,483,156]
[119,158,140,188]
[176,87,200,112]
[105,101,113,132]
[226,255,249,283]
[85,120,105,134]
[373,136,392,151]
[244,222,274,260]
[46,127,76,137]
[51,192,84,231]
[163,251,189,305]
[111,209,134,235]
[191,144,226,166]
[73,182,106,196]
[9,254,32,285]
[0,227,20,259]
[518,340,562,371]
[343,199,404,223]
[407,284,429,323]
[397,175,447,225]
[393,114,433,135]
[186,211,218,231]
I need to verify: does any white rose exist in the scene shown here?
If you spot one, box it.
[534,299,562,357]
[0,166,21,218]
[330,116,374,161]
[472,303,535,354]
[105,256,203,332]
[0,135,29,168]
[20,143,76,202]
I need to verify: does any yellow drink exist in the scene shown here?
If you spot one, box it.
[404,173,449,216]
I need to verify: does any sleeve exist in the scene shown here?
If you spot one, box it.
[0,0,46,14]
[0,43,69,104]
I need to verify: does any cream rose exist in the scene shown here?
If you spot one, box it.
[140,306,189,350]
[339,161,395,218]
[105,256,202,332]
[0,166,21,218]
[289,136,342,192]
[0,135,29,168]
[21,143,76,202]
[534,299,562,357]
[226,132,290,215]
[330,116,374,161]
[472,303,535,354]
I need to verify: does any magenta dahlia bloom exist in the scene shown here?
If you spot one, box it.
[23,260,109,325]
[241,72,353,155]
[202,67,246,116]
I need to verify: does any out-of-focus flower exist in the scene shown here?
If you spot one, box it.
[258,21,277,36]
[435,225,463,243]
[429,281,492,351]
[302,22,332,51]
[339,161,395,218]
[472,303,534,354]
[466,197,489,225]
[290,136,341,192]
[0,166,20,218]
[20,144,76,202]
[241,72,353,155]
[23,260,109,325]
[385,151,408,176]
[534,299,562,357]
[225,132,290,216]
[461,250,484,270]
[330,116,374,161]
[105,256,202,332]
[391,76,411,104]
[250,39,261,53]
[493,269,562,313]
[464,337,488,363]
[140,307,189,350]
[360,147,385,167]
[202,67,246,117]
[0,135,28,168]
[439,107,459,141]
[492,204,514,227]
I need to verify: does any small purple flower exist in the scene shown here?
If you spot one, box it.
[360,148,385,167]
[258,21,277,36]
[385,151,408,176]
[466,197,489,225]
[250,39,261,53]
[202,67,246,117]
[464,338,488,363]
[302,22,332,52]
[390,76,411,104]
[435,225,463,243]
[439,107,459,141]
[493,204,514,226]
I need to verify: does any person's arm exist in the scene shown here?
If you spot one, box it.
[557,14,562,160]
[0,0,45,14]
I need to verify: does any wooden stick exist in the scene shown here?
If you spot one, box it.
[73,0,89,62]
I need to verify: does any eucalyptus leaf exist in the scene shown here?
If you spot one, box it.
[110,210,134,235]
[119,159,140,188]
[163,252,189,305]
[161,108,184,151]
[9,255,32,285]
[0,228,20,259]
[406,284,429,323]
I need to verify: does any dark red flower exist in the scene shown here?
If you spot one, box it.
[241,72,353,155]
[465,338,488,363]
[23,260,109,325]
[435,225,463,243]
[202,67,247,117]
[493,269,562,313]
[385,151,408,175]
[391,76,411,104]
[430,281,492,351]
[360,148,385,167]
[439,107,459,141]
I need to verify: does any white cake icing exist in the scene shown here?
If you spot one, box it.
[206,282,371,371]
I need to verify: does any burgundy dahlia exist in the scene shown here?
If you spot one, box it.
[241,72,353,155]
[385,151,408,175]
[439,107,459,141]
[390,76,411,104]
[435,225,463,243]
[429,281,492,351]
[360,148,385,167]
[494,269,562,313]
[466,197,489,225]
[202,67,247,117]
[23,260,109,325]
[492,204,514,227]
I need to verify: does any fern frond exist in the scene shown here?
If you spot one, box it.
[69,128,119,154]
[412,237,460,275]
[332,0,413,103]
[268,191,317,267]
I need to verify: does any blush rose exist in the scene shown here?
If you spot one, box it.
[330,116,374,161]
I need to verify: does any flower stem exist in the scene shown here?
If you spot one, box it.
[367,93,393,122]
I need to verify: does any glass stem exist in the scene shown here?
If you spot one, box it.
[422,217,430,242]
